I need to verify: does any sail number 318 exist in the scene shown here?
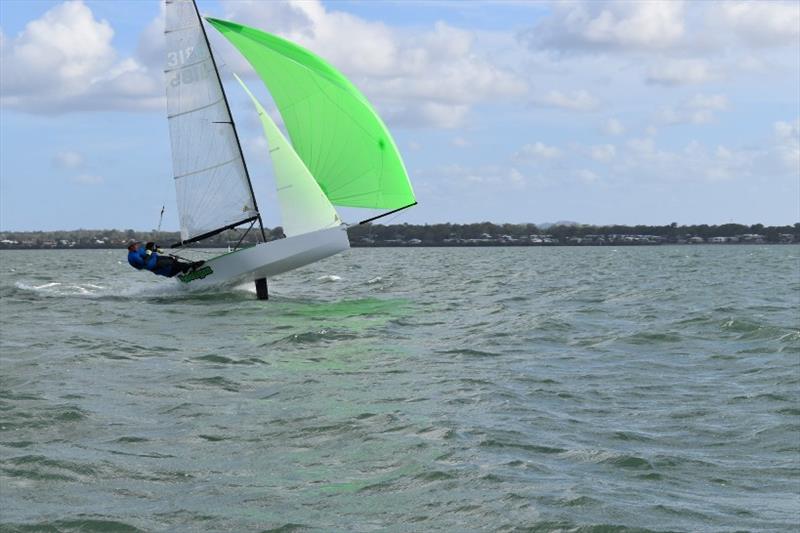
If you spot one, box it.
[168,46,210,87]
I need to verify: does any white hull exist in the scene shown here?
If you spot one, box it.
[175,225,350,290]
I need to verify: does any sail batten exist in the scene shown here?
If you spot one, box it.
[174,156,241,180]
[167,97,223,118]
[164,0,259,243]
[206,17,416,211]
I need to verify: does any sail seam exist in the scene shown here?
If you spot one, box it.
[167,97,224,118]
[174,156,240,179]
[165,26,199,34]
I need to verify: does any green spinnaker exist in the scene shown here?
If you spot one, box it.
[206,17,416,210]
[233,73,341,238]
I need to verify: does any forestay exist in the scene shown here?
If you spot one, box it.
[234,74,342,238]
[165,0,258,242]
[206,18,416,212]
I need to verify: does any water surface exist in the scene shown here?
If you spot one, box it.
[1,246,798,531]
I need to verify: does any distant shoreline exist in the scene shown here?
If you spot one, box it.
[1,222,797,249]
[0,242,797,250]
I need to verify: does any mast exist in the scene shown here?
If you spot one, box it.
[188,0,266,244]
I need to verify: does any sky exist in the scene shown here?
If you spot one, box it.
[1,0,798,231]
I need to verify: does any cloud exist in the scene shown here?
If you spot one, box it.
[52,150,84,169]
[590,144,616,161]
[521,0,798,94]
[517,141,561,159]
[646,58,716,85]
[577,168,599,184]
[0,1,162,114]
[658,93,728,125]
[438,163,528,190]
[219,0,526,128]
[626,137,659,156]
[135,2,165,73]
[604,118,625,135]
[379,101,470,129]
[526,0,686,52]
[687,93,727,111]
[774,119,800,171]
[72,174,104,185]
[717,1,800,48]
[535,89,598,111]
[451,137,471,148]
[612,135,770,185]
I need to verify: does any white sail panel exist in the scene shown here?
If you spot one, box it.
[235,75,341,237]
[165,0,257,241]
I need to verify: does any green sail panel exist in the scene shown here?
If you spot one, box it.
[233,73,342,238]
[206,17,415,210]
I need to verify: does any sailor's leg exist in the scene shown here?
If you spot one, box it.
[255,278,268,300]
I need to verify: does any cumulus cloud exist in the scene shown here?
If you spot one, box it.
[604,118,625,135]
[590,144,616,161]
[717,1,800,48]
[521,0,799,93]
[438,163,528,190]
[774,119,800,171]
[535,89,598,111]
[52,150,84,169]
[376,101,470,130]
[577,168,599,184]
[526,0,686,52]
[0,0,162,113]
[687,93,727,111]
[659,93,728,125]
[517,141,561,159]
[646,58,716,85]
[626,137,659,156]
[609,135,769,184]
[219,0,526,128]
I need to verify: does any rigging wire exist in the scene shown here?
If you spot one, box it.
[156,205,165,232]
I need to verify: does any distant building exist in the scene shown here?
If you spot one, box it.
[740,234,765,243]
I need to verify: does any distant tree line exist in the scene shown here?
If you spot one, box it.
[0,222,798,249]
[0,227,275,249]
[346,222,800,245]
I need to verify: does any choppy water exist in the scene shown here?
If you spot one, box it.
[1,246,798,532]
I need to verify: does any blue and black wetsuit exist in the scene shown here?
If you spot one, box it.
[127,248,189,278]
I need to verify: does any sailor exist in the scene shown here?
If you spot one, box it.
[126,241,203,278]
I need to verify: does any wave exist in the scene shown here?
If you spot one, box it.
[1,519,145,532]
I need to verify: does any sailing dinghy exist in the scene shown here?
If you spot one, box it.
[163,0,416,298]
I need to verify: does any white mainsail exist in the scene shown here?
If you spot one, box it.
[165,0,258,242]
[234,75,341,238]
